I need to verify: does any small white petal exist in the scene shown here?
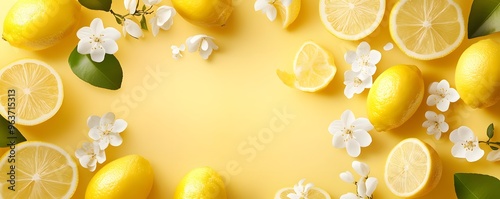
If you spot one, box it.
[357,42,370,56]
[124,19,143,38]
[465,147,484,162]
[332,133,346,148]
[109,134,123,147]
[76,27,93,40]
[383,42,394,51]
[439,122,449,132]
[90,47,106,63]
[436,100,451,112]
[125,0,138,14]
[88,128,102,141]
[254,0,269,11]
[328,120,345,135]
[449,128,462,143]
[340,171,355,183]
[344,51,357,65]
[426,95,440,106]
[90,18,104,33]
[156,6,175,26]
[101,40,119,54]
[487,150,500,161]
[437,79,451,91]
[282,0,292,7]
[265,6,278,21]
[77,40,92,55]
[112,119,128,133]
[451,143,466,158]
[353,129,372,147]
[425,111,437,120]
[352,161,370,177]
[346,139,361,157]
[78,155,91,168]
[102,27,121,41]
[87,115,100,128]
[96,149,106,163]
[101,112,116,126]
[365,177,378,196]
[446,88,460,102]
[98,137,110,150]
[428,82,439,94]
[199,48,214,59]
[434,132,442,140]
[340,193,358,199]
[457,126,474,139]
[357,177,367,197]
[201,39,210,51]
[341,110,356,127]
[344,85,356,99]
[352,118,374,131]
[368,50,381,65]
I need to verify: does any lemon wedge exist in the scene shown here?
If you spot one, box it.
[277,0,301,28]
[319,0,385,40]
[385,138,442,198]
[0,141,78,199]
[0,59,64,126]
[277,41,336,92]
[389,0,465,60]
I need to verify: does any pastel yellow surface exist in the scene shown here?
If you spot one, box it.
[1,0,500,198]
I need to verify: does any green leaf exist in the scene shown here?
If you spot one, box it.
[491,145,499,150]
[0,117,26,147]
[455,173,500,199]
[487,123,495,138]
[78,0,112,11]
[468,0,500,39]
[114,16,123,25]
[140,15,148,30]
[68,47,123,90]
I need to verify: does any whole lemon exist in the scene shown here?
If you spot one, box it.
[174,167,227,199]
[455,39,500,109]
[171,0,233,27]
[85,155,154,199]
[367,65,424,131]
[2,0,81,51]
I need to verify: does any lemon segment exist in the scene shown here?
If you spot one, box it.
[85,154,154,199]
[389,0,465,60]
[274,187,331,199]
[277,41,336,92]
[275,0,301,28]
[0,141,78,199]
[0,59,64,126]
[319,0,385,40]
[171,0,233,27]
[385,138,442,198]
[174,167,226,199]
[367,65,424,131]
[455,39,500,109]
[2,0,81,51]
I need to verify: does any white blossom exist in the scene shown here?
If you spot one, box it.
[450,126,484,162]
[123,19,143,38]
[422,111,449,140]
[150,6,176,37]
[287,179,314,199]
[124,0,138,14]
[88,112,127,150]
[339,161,378,199]
[171,44,185,60]
[344,70,372,99]
[77,18,120,63]
[186,34,218,59]
[74,141,106,172]
[344,41,380,79]
[340,171,355,184]
[427,80,460,112]
[329,110,373,157]
[254,0,292,22]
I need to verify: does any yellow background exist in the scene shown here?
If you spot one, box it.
[1,0,500,198]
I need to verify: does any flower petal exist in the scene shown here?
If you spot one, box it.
[254,0,269,11]
[446,88,460,102]
[439,121,449,132]
[434,132,442,140]
[88,128,102,141]
[436,99,450,112]
[352,118,374,131]
[77,27,93,40]
[487,150,500,161]
[352,161,370,177]
[102,27,121,41]
[96,149,106,163]
[77,39,92,55]
[340,193,358,199]
[428,82,438,94]
[90,47,106,63]
[124,19,143,38]
[150,17,160,37]
[199,48,214,60]
[344,85,355,99]
[425,111,437,120]
[87,115,100,128]
[426,95,440,106]
[346,139,361,157]
[102,40,118,54]
[90,18,104,33]
[353,129,372,147]
[344,51,357,65]
[465,147,484,162]
[341,110,355,126]
[332,133,346,148]
[113,119,128,133]
[78,155,91,168]
[368,50,381,65]
[357,42,370,56]
[265,6,277,21]
[157,6,174,25]
[340,171,354,183]
[365,177,378,196]
[451,143,466,158]
[100,112,116,126]
[357,177,367,197]
[328,120,344,135]
[457,126,474,140]
[449,128,461,143]
[109,133,123,147]
[98,137,110,150]
[437,79,451,91]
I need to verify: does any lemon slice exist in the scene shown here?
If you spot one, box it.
[277,41,336,92]
[274,187,331,199]
[319,0,385,40]
[0,59,64,126]
[389,0,465,60]
[0,141,78,199]
[276,0,301,28]
[385,138,442,198]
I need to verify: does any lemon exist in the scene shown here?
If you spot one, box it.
[455,39,500,109]
[2,0,81,51]
[0,59,64,126]
[319,0,385,40]
[174,167,226,199]
[367,65,424,131]
[85,154,154,199]
[385,138,442,198]
[0,141,78,199]
[171,0,233,27]
[389,0,465,60]
[275,187,330,199]
[277,41,336,92]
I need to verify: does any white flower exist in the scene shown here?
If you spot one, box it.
[254,0,291,21]
[77,18,120,63]
[124,0,138,14]
[365,177,378,197]
[328,110,374,157]
[422,111,449,140]
[344,70,372,99]
[450,126,484,162]
[340,171,355,183]
[143,0,161,6]
[186,35,218,59]
[427,80,460,112]
[344,41,380,78]
[352,160,370,177]
[487,150,500,161]
[150,6,176,37]
[171,44,185,60]
[75,141,106,172]
[88,112,127,150]
[287,179,313,199]
[123,19,143,38]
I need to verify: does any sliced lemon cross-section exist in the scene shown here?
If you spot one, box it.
[0,59,64,126]
[319,0,386,40]
[0,141,78,199]
[277,41,336,92]
[389,0,465,60]
[385,138,442,198]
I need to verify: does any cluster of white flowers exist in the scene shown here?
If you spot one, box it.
[328,110,374,157]
[422,79,460,140]
[340,161,378,199]
[171,35,219,60]
[122,0,175,38]
[75,112,127,172]
[343,42,381,99]
[254,0,292,22]
[286,179,314,199]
